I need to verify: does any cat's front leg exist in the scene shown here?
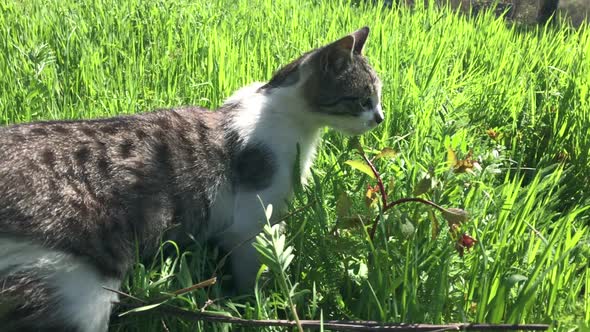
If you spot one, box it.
[226,240,261,293]
[218,184,289,293]
[217,196,267,293]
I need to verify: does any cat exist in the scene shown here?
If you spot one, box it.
[0,27,383,332]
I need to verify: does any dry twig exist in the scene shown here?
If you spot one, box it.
[122,302,549,331]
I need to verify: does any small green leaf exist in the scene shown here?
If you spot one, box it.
[292,143,303,194]
[413,176,432,196]
[275,234,285,254]
[429,210,440,240]
[375,147,397,160]
[505,274,528,288]
[447,146,457,168]
[337,215,365,230]
[348,137,365,154]
[441,207,469,225]
[345,160,376,179]
[119,302,165,317]
[336,192,353,218]
[399,220,415,238]
[282,254,294,272]
[281,246,294,263]
[265,204,273,221]
[178,254,193,288]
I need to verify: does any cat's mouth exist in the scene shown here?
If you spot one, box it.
[373,106,385,124]
[334,110,383,136]
[358,108,384,133]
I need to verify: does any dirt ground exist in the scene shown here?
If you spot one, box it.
[556,0,589,27]
[396,0,588,27]
[504,0,589,26]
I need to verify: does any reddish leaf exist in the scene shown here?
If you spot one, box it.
[365,185,380,208]
[456,233,478,257]
[448,147,476,174]
[486,128,503,141]
[461,233,477,248]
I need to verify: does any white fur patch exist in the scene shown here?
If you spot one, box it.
[0,237,118,332]
[224,80,322,177]
[212,73,381,238]
[210,65,382,289]
[54,262,119,332]
[211,80,324,289]
[316,108,380,136]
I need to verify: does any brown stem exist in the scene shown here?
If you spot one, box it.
[384,197,445,213]
[358,147,450,241]
[359,150,389,241]
[369,215,381,240]
[360,152,388,206]
[119,302,549,331]
[369,197,446,240]
[146,277,218,304]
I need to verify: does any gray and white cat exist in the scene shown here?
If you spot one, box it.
[0,27,382,332]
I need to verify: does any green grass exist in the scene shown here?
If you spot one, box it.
[1,0,589,330]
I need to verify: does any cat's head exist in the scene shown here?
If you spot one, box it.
[261,27,383,136]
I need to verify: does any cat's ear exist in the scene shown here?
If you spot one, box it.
[350,26,370,55]
[329,26,370,55]
[333,35,356,55]
[319,27,370,73]
[320,38,353,73]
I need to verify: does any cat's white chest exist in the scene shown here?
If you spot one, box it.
[206,82,320,246]
[207,153,295,248]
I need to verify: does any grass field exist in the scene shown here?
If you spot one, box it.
[1,0,589,330]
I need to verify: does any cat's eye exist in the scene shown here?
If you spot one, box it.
[361,97,373,109]
[318,96,360,107]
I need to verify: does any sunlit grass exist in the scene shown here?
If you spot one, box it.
[0,0,588,330]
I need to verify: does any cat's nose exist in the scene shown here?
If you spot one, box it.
[374,107,384,124]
